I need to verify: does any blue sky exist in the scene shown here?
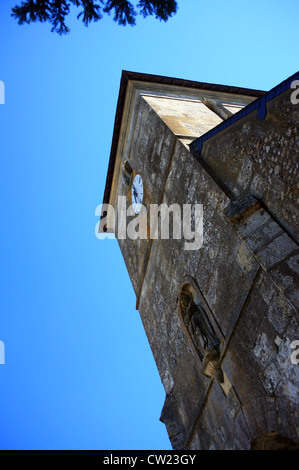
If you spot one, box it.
[0,0,298,450]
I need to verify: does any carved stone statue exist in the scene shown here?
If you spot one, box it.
[179,286,224,384]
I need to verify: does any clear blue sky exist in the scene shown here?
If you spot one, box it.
[0,0,298,450]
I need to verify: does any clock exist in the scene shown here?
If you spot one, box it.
[131,174,143,214]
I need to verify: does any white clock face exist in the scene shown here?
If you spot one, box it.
[131,174,143,214]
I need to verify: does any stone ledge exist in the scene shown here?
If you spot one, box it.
[224,195,261,225]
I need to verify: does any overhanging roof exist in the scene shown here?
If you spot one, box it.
[189,70,299,159]
[102,70,265,206]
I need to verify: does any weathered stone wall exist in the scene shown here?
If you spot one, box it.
[117,86,299,450]
[117,96,176,298]
[199,87,299,243]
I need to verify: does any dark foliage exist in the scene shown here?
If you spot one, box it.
[11,0,178,34]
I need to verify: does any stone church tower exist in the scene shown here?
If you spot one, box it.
[101,71,299,450]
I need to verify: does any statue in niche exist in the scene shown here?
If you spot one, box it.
[179,284,224,384]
